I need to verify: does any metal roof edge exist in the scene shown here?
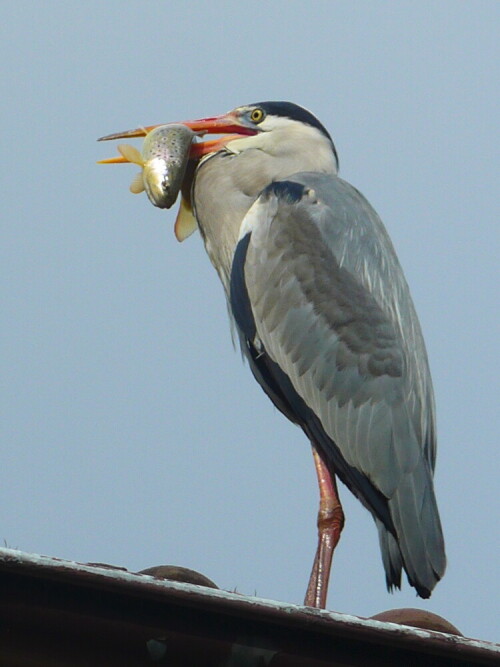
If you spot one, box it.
[1,548,498,664]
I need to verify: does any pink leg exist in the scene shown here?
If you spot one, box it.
[304,446,345,608]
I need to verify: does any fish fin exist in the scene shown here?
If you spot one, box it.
[129,172,145,194]
[118,144,143,166]
[174,195,198,241]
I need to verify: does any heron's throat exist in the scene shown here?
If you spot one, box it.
[192,128,337,292]
[225,124,338,176]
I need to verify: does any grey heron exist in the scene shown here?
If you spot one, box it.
[99,101,446,608]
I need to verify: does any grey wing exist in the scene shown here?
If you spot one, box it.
[230,175,446,597]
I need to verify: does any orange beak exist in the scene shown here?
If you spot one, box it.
[97,111,257,161]
[97,111,258,242]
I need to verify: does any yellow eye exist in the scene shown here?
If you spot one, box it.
[250,108,265,123]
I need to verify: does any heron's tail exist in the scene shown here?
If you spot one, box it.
[375,465,446,598]
[377,523,403,591]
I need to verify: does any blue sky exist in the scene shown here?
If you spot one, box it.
[1,1,498,643]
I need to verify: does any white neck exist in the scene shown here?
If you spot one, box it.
[226,119,338,176]
[192,121,338,292]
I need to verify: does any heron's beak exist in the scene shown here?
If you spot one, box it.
[97,112,257,160]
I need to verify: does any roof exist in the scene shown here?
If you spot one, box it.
[0,548,498,666]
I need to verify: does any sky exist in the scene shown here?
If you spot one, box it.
[1,0,498,645]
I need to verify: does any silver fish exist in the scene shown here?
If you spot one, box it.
[117,124,195,209]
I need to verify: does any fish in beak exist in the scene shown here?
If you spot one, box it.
[98,111,258,241]
[98,111,258,158]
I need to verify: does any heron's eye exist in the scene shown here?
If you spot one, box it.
[249,108,265,124]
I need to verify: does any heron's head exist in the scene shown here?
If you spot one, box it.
[219,102,338,171]
[99,102,338,173]
[98,102,338,240]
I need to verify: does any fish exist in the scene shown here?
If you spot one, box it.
[115,124,195,209]
[98,122,201,241]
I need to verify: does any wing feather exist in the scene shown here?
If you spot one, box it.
[231,174,445,596]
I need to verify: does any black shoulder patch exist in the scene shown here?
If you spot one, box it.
[230,232,256,341]
[261,180,306,205]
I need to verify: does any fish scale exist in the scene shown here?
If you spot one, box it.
[119,124,194,209]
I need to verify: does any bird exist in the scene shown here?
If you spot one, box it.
[99,101,446,608]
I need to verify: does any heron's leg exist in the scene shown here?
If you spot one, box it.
[304,446,345,608]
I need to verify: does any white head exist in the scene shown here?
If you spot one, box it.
[215,102,339,176]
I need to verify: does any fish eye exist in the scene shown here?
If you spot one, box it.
[249,108,265,124]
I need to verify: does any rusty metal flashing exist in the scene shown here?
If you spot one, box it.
[0,548,498,666]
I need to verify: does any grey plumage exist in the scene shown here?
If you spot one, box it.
[230,174,445,596]
[99,101,446,600]
[191,107,445,597]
